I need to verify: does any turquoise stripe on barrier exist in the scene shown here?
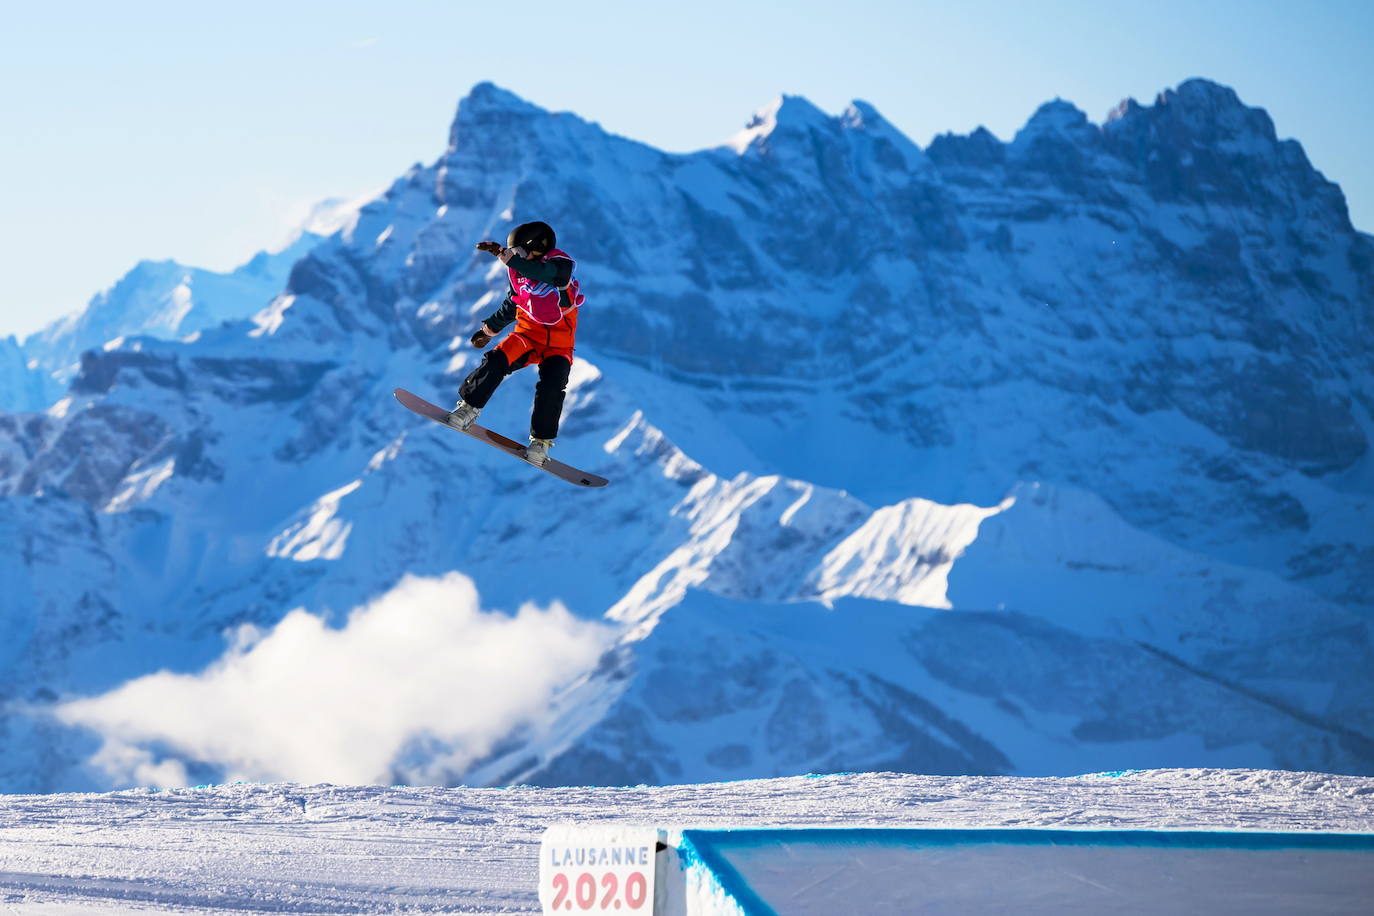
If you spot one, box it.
[678,831,780,916]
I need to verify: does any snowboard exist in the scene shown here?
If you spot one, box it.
[393,388,610,488]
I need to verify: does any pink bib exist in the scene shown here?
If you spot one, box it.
[508,249,584,325]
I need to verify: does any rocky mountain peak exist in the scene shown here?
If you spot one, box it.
[1164,77,1262,115]
[446,81,550,154]
[1105,77,1279,148]
[1005,99,1102,185]
[1098,78,1342,216]
[839,99,886,130]
[840,99,928,173]
[728,94,833,153]
[457,81,543,117]
[1011,98,1096,146]
[1162,78,1277,142]
[925,126,1006,169]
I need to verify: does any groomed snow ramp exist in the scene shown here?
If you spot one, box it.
[541,825,1374,915]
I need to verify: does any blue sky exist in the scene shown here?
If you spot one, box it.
[3,0,1372,337]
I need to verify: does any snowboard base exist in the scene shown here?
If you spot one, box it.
[393,388,609,488]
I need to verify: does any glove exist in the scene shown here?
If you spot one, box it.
[499,245,526,264]
[475,240,503,257]
[470,326,494,348]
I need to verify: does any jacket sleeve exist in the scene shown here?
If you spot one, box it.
[506,254,574,288]
[481,296,517,333]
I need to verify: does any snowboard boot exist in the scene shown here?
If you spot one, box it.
[446,400,480,431]
[525,437,554,466]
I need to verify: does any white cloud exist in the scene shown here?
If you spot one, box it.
[57,574,614,788]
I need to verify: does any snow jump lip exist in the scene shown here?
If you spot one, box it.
[542,824,1374,915]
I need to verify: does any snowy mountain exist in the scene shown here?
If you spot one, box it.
[0,334,60,413]
[1,224,345,414]
[25,235,324,379]
[0,79,1371,793]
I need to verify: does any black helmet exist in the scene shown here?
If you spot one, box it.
[507,221,556,254]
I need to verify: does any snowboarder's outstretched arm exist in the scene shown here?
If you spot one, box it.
[475,239,573,288]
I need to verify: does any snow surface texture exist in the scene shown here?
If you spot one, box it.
[0,770,1371,914]
[0,78,1372,792]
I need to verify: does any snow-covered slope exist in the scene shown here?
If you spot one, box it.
[0,79,1371,793]
[0,770,1371,913]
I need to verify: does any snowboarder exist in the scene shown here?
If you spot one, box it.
[447,221,584,466]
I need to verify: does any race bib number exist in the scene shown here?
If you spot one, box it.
[539,825,659,914]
